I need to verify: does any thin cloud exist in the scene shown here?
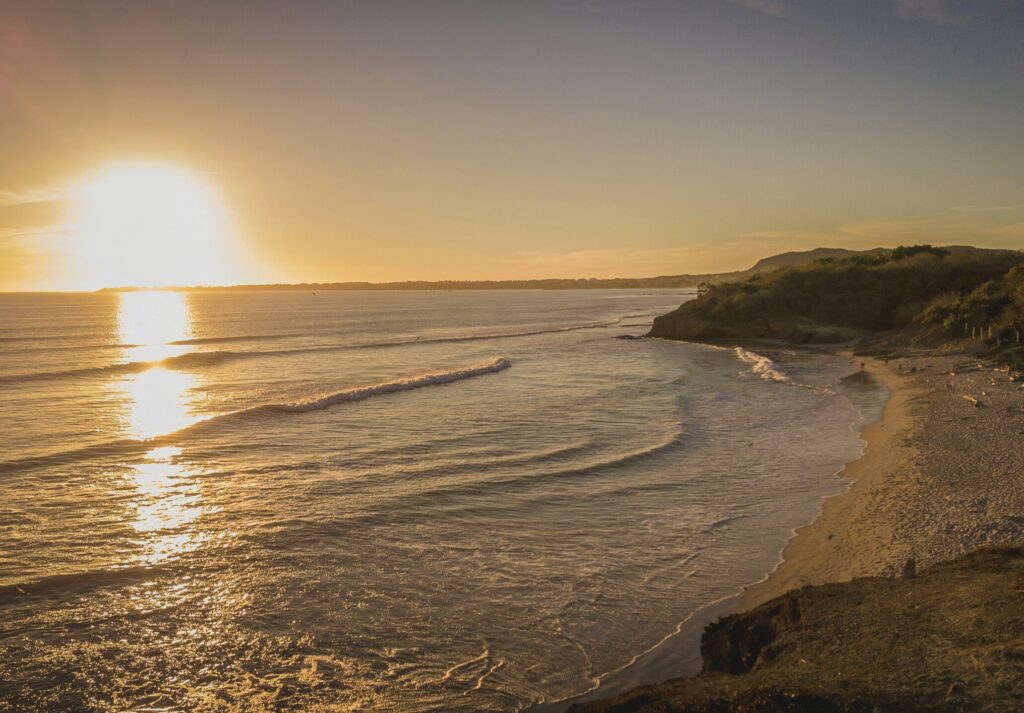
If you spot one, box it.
[729,0,787,17]
[741,214,1024,253]
[953,204,1023,214]
[987,222,1024,239]
[0,186,64,206]
[894,0,975,27]
[0,224,70,244]
[496,242,785,278]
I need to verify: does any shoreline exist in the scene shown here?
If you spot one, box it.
[573,343,1024,710]
[535,345,894,712]
[741,353,911,608]
[744,345,1024,608]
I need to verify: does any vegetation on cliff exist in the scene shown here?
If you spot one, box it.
[915,262,1024,343]
[649,246,1023,344]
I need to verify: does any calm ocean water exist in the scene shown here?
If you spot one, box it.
[0,290,885,712]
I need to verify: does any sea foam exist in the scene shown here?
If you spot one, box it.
[0,358,512,474]
[261,357,512,414]
[734,347,792,384]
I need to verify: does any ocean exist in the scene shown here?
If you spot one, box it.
[0,289,886,712]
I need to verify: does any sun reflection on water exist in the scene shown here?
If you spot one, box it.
[130,447,210,564]
[115,292,211,564]
[124,368,199,439]
[117,291,201,440]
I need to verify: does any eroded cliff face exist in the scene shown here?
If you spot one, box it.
[700,594,802,676]
[648,301,867,345]
[571,547,1024,713]
[647,303,742,341]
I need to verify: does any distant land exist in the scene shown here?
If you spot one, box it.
[97,247,883,292]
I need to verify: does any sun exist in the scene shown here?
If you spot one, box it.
[67,161,247,290]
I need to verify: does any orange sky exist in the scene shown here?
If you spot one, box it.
[1,1,1022,290]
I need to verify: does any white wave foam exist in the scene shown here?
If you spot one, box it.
[0,359,513,473]
[733,347,792,384]
[265,357,512,414]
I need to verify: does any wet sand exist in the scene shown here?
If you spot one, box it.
[546,346,1024,711]
[744,348,1024,608]
[570,347,1024,712]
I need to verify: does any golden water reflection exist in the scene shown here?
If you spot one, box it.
[116,292,209,564]
[118,291,201,440]
[130,447,209,565]
[125,368,199,439]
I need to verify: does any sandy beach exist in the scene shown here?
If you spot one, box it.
[745,347,1024,608]
[572,345,1024,711]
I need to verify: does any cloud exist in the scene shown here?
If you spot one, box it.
[739,219,945,249]
[740,213,1024,254]
[495,245,765,278]
[493,210,1024,280]
[0,225,68,244]
[986,222,1024,239]
[0,224,71,291]
[729,0,787,17]
[0,186,64,206]
[894,0,975,27]
[953,204,1023,214]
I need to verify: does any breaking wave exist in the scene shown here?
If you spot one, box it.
[734,347,792,384]
[0,358,512,475]
[246,357,511,415]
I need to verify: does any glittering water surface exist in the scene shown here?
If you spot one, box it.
[0,290,884,711]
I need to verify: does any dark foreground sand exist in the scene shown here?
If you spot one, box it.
[573,346,1024,711]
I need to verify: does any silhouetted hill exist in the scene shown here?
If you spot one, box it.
[745,247,888,275]
[649,245,1023,344]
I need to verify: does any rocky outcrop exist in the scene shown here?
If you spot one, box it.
[647,304,862,344]
[571,547,1024,712]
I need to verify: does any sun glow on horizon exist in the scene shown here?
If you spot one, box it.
[67,162,248,290]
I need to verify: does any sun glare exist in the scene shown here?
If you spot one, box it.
[68,162,244,290]
[117,291,201,439]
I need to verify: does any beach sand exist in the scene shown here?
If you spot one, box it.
[744,348,1024,609]
[570,346,1024,711]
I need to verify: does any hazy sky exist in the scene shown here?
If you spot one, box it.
[2,0,1023,289]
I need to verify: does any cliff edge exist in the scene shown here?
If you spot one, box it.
[571,547,1024,712]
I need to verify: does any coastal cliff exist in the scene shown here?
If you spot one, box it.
[647,245,1022,346]
[581,246,1024,712]
[572,547,1024,712]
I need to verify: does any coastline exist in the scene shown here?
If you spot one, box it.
[572,343,1024,710]
[741,354,912,608]
[535,345,896,712]
[746,346,1024,609]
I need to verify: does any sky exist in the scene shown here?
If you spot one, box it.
[1,0,1023,290]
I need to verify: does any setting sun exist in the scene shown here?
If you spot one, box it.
[67,162,243,290]
[4,3,1024,711]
